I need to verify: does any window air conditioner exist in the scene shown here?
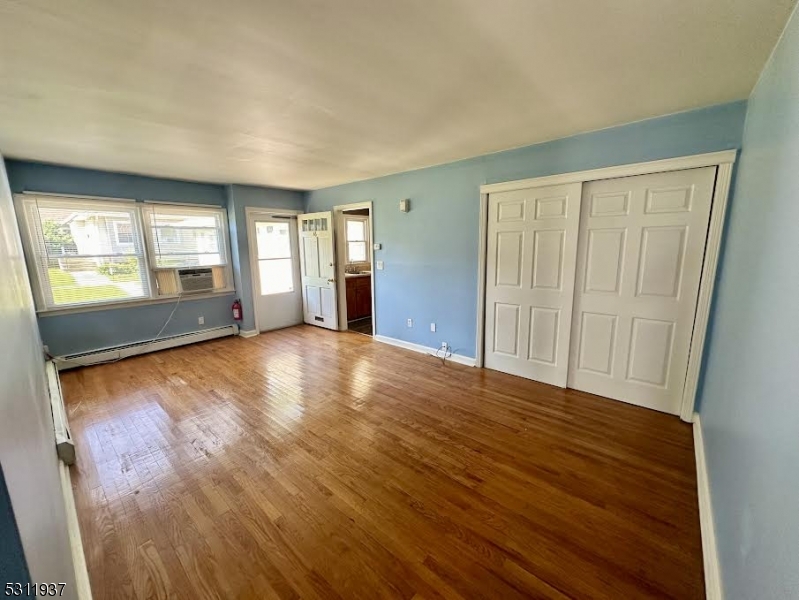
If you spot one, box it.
[178,267,215,294]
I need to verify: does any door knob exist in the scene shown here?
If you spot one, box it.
[327,278,335,283]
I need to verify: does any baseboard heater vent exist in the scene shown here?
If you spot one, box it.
[55,324,238,371]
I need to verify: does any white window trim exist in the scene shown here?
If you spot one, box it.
[14,193,235,314]
[344,214,370,265]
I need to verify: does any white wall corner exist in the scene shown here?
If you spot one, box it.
[694,413,723,600]
[239,329,259,338]
[373,335,477,367]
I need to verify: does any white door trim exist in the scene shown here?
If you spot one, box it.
[479,150,737,194]
[245,206,300,333]
[333,201,375,333]
[476,150,737,422]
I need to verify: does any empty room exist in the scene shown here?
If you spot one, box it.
[1,1,798,599]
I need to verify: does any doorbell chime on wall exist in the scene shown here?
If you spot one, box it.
[399,199,410,212]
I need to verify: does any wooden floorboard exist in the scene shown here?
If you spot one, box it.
[61,325,704,599]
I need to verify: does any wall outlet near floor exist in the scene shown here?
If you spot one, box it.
[407,318,413,328]
[440,342,449,352]
[198,316,204,325]
[430,322,436,332]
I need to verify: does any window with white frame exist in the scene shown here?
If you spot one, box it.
[344,215,369,264]
[15,195,233,311]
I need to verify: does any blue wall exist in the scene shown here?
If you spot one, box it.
[6,161,233,356]
[306,101,747,356]
[226,184,305,332]
[697,7,799,599]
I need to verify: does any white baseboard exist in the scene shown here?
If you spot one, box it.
[239,329,259,338]
[55,325,238,370]
[373,335,477,367]
[694,413,723,600]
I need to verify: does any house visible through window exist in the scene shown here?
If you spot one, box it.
[113,221,133,245]
[345,216,369,264]
[15,195,233,311]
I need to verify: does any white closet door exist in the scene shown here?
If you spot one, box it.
[484,183,582,387]
[568,167,716,414]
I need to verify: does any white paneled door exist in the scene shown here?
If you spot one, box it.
[568,167,716,414]
[484,183,583,387]
[298,211,338,330]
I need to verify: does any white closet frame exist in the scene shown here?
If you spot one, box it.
[475,150,737,422]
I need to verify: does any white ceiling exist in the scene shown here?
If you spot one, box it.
[0,0,794,190]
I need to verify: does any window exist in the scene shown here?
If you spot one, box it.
[345,216,369,264]
[17,196,150,309]
[255,221,294,295]
[16,195,234,311]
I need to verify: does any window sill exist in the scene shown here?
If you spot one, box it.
[37,289,236,317]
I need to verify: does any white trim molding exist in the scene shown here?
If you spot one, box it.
[374,334,476,367]
[680,161,733,421]
[476,150,737,422]
[479,150,737,194]
[239,329,259,338]
[244,206,301,334]
[333,201,376,332]
[694,413,723,600]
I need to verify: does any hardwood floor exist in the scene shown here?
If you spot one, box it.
[61,325,703,600]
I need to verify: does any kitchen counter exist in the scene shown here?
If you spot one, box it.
[345,272,371,278]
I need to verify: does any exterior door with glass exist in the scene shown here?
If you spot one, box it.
[247,211,303,332]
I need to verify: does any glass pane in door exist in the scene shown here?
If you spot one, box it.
[259,258,294,295]
[256,222,291,259]
[256,221,294,295]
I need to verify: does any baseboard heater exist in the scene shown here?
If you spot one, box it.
[46,361,93,599]
[55,324,239,371]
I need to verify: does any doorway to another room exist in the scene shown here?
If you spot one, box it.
[337,204,374,336]
[246,208,303,332]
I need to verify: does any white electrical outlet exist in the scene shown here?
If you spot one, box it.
[198,316,204,325]
[376,260,384,270]
[407,318,413,328]
[430,323,436,332]
[440,342,449,352]
[373,243,382,250]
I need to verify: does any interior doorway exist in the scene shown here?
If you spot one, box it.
[335,203,374,336]
[246,208,303,332]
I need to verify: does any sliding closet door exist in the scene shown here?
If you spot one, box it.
[568,167,716,414]
[484,183,582,387]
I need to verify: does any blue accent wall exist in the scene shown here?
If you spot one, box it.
[697,8,799,599]
[6,161,233,356]
[0,466,31,589]
[226,184,305,332]
[306,101,748,356]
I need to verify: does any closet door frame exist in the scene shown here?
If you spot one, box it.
[476,150,737,423]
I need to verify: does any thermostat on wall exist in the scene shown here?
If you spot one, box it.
[399,199,410,212]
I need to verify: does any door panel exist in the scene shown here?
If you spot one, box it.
[568,167,716,414]
[298,212,338,330]
[248,214,302,332]
[484,183,582,387]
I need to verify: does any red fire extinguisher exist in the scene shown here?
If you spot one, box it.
[232,299,243,321]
